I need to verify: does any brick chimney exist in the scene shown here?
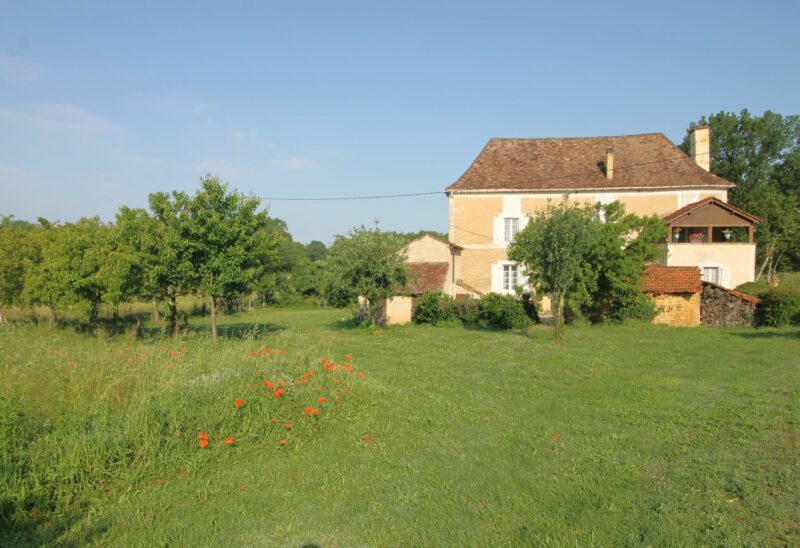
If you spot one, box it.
[689,126,710,171]
[605,147,614,180]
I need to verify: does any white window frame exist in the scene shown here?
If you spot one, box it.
[504,217,519,242]
[595,194,616,223]
[492,260,525,295]
[698,262,731,288]
[502,263,520,291]
[701,266,720,284]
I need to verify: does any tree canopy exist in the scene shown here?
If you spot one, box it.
[680,109,800,278]
[323,224,407,323]
[509,200,666,338]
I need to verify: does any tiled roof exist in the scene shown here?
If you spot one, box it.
[455,279,484,297]
[663,196,761,223]
[407,233,464,251]
[702,281,762,304]
[405,262,449,295]
[642,265,702,294]
[447,133,734,192]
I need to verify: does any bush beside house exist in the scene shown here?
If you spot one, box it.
[413,291,533,330]
[756,288,800,326]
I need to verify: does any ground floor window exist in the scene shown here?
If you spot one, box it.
[503,264,519,291]
[702,266,720,284]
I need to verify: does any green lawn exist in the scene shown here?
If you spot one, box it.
[1,308,798,546]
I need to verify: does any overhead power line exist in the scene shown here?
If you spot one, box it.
[256,149,713,202]
[258,191,443,201]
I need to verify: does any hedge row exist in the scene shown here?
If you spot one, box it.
[413,291,536,330]
[756,288,800,327]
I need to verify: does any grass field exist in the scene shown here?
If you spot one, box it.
[1,307,798,546]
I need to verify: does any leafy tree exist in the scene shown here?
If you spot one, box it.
[508,201,596,338]
[680,109,800,277]
[253,217,309,306]
[181,176,277,343]
[0,216,34,323]
[305,240,328,262]
[324,224,407,323]
[22,219,114,324]
[569,202,667,323]
[145,191,198,334]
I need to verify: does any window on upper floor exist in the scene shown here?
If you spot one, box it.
[504,218,519,242]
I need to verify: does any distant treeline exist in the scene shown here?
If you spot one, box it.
[0,175,444,339]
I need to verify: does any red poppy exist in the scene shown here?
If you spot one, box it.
[311,408,320,416]
[295,379,301,385]
[271,418,277,424]
[279,439,287,446]
[304,406,312,415]
[345,354,351,360]
[335,396,341,403]
[234,399,243,408]
[358,372,365,379]
[67,361,77,367]
[316,386,322,392]
[274,388,285,398]
[199,439,209,448]
[224,437,234,445]
[263,379,274,388]
[284,423,292,430]
[321,358,326,364]
[197,431,209,440]
[319,397,326,404]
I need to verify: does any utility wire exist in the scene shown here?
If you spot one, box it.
[258,191,443,201]
[256,150,713,202]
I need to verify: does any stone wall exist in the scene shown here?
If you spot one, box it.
[651,292,701,327]
[700,284,758,327]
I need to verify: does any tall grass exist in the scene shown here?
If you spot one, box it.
[0,323,364,542]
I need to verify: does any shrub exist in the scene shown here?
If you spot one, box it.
[757,288,800,327]
[477,293,531,330]
[452,299,480,324]
[521,292,540,323]
[608,292,658,323]
[413,291,455,325]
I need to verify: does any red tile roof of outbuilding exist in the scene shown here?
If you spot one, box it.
[405,262,449,295]
[642,265,702,294]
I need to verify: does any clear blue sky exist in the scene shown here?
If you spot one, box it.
[2,1,798,243]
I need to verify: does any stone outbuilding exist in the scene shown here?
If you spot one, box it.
[700,282,760,327]
[642,265,703,327]
[362,234,463,326]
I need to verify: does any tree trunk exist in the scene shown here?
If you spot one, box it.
[553,291,565,340]
[0,302,7,324]
[210,295,218,344]
[131,317,141,339]
[48,307,56,328]
[151,300,160,322]
[169,295,179,337]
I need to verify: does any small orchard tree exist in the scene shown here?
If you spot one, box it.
[146,191,198,334]
[0,216,35,324]
[181,176,277,343]
[509,201,596,339]
[324,224,407,324]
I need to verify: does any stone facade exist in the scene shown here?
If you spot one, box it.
[700,284,759,327]
[651,292,701,327]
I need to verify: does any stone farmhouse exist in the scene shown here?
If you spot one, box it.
[440,127,760,302]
